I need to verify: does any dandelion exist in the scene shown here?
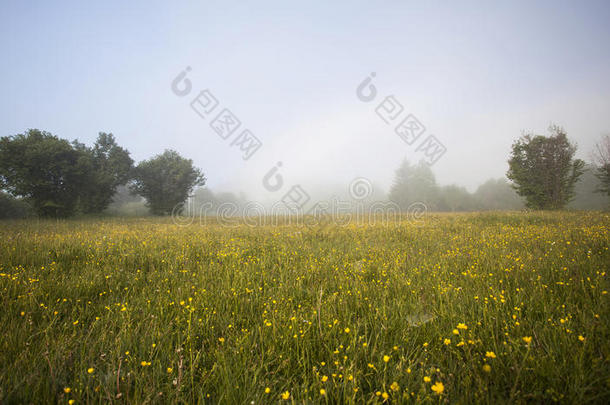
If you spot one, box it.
[431,381,444,394]
[485,351,496,359]
[281,391,290,400]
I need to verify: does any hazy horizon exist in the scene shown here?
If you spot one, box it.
[2,1,609,202]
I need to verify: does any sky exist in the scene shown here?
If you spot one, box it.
[2,0,609,202]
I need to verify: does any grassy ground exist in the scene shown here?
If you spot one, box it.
[0,212,609,404]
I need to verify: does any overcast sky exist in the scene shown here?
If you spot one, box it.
[2,0,609,201]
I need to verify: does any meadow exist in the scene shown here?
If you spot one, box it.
[0,212,608,404]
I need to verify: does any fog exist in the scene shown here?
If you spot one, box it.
[2,1,609,208]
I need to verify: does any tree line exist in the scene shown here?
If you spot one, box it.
[390,126,609,211]
[1,126,609,219]
[0,129,205,217]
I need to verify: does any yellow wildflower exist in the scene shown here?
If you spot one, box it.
[431,381,444,394]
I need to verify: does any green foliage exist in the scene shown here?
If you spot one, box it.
[78,133,134,214]
[131,150,206,215]
[0,129,91,217]
[507,125,585,209]
[0,129,133,217]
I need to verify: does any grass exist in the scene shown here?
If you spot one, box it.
[0,212,609,403]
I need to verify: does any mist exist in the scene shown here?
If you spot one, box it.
[2,1,610,212]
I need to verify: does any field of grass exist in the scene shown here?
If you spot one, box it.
[0,212,609,403]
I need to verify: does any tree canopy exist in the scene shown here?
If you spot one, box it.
[131,150,206,215]
[0,129,91,217]
[507,126,584,210]
[78,133,133,213]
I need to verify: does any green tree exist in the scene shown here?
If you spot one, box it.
[507,125,584,209]
[131,150,205,215]
[0,129,91,217]
[78,133,133,213]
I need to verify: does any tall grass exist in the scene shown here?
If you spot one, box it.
[0,212,608,403]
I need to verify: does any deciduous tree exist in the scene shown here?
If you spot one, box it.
[507,125,584,209]
[131,150,205,215]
